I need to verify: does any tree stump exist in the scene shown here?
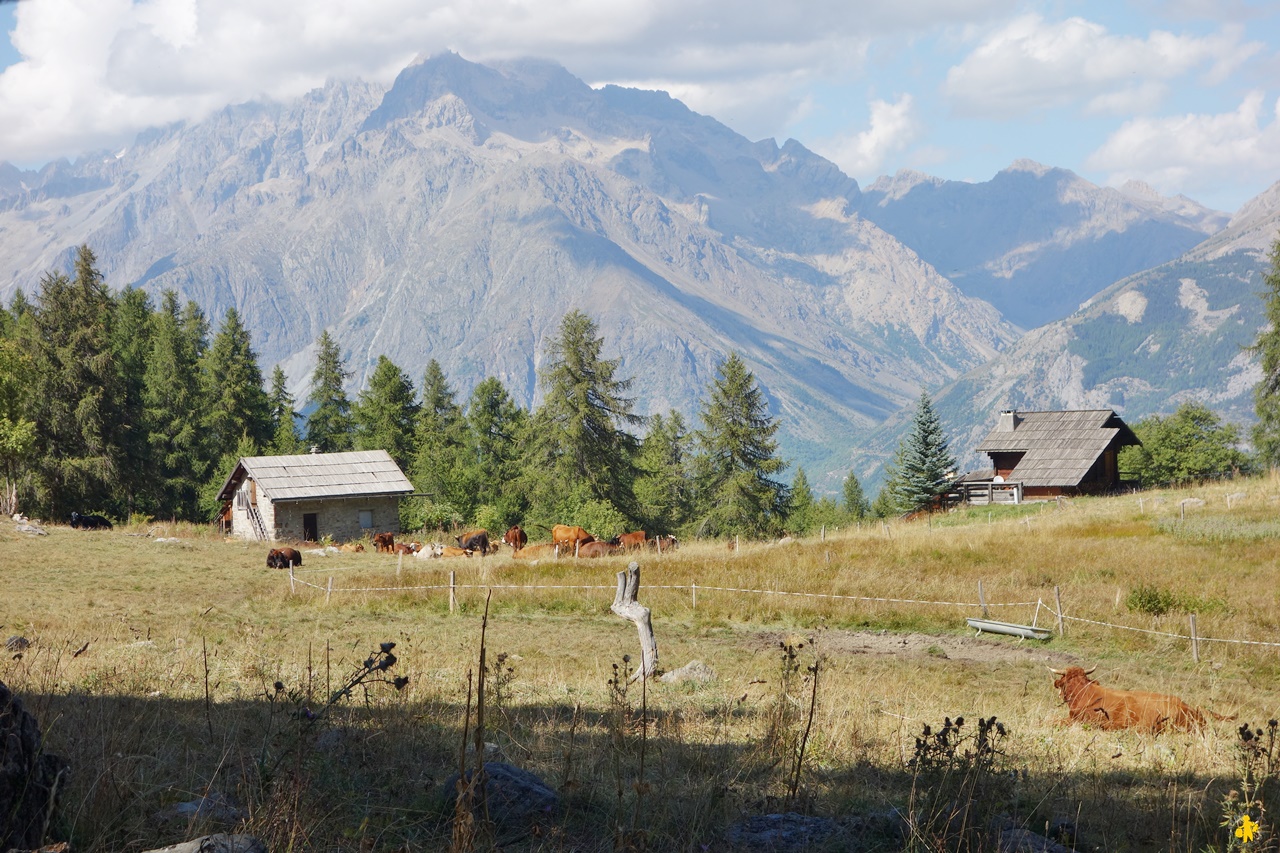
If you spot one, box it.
[611,562,658,681]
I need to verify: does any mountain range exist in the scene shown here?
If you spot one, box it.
[0,53,1272,490]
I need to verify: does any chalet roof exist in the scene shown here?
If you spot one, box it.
[974,410,1140,488]
[216,450,414,503]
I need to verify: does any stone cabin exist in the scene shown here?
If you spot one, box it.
[215,450,414,542]
[966,409,1142,501]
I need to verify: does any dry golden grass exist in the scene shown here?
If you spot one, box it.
[1,476,1278,851]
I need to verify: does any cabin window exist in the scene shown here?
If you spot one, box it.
[359,510,374,529]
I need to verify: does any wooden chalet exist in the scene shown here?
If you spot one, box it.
[215,450,414,542]
[961,409,1141,502]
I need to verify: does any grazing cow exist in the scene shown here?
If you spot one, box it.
[456,529,491,556]
[1049,666,1232,733]
[339,542,365,553]
[440,546,473,558]
[70,511,113,530]
[502,525,528,552]
[617,531,647,551]
[266,547,303,569]
[393,542,420,556]
[649,534,679,552]
[512,542,557,560]
[372,532,395,553]
[576,541,621,558]
[551,524,594,551]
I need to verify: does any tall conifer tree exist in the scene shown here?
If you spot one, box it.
[143,290,208,519]
[842,470,870,521]
[882,392,957,514]
[111,286,155,515]
[305,330,354,452]
[1252,237,1280,466]
[203,307,272,461]
[267,366,304,455]
[409,359,469,512]
[353,355,419,468]
[634,411,693,533]
[692,352,788,537]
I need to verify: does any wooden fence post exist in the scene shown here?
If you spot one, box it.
[325,576,333,605]
[397,552,403,580]
[691,582,697,612]
[821,525,826,541]
[449,570,457,613]
[1190,614,1200,663]
[289,563,295,594]
[978,580,990,618]
[1053,586,1064,637]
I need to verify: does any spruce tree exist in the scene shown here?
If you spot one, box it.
[22,246,128,518]
[525,311,641,522]
[787,467,815,535]
[692,352,788,538]
[305,330,354,453]
[267,366,305,455]
[111,286,155,516]
[0,337,36,515]
[884,392,957,514]
[142,290,209,519]
[634,411,693,533]
[842,470,870,520]
[461,376,528,522]
[353,355,419,468]
[1252,237,1280,466]
[407,360,469,522]
[203,307,272,461]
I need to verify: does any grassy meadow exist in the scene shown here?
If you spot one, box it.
[3,476,1280,851]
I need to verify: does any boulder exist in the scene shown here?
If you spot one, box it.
[443,761,558,830]
[659,660,717,685]
[142,834,266,853]
[723,813,837,851]
[1,681,69,851]
[152,791,247,828]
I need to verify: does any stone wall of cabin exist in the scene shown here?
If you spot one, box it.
[229,478,277,541]
[271,496,401,542]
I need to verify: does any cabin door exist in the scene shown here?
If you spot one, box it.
[303,513,318,542]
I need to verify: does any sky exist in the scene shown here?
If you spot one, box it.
[0,0,1278,212]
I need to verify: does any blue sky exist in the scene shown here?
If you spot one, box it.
[1,0,1277,211]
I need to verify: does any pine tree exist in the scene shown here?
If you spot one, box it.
[267,366,305,455]
[142,290,209,519]
[634,411,693,533]
[203,307,273,462]
[692,352,788,538]
[0,337,36,515]
[305,330,354,453]
[883,392,957,514]
[22,246,129,518]
[462,376,528,522]
[842,470,870,520]
[1252,237,1280,466]
[408,359,467,500]
[526,311,641,522]
[110,286,155,516]
[353,355,419,468]
[787,467,815,535]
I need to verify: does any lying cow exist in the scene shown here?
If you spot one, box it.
[512,542,558,560]
[1049,665,1232,733]
[392,542,421,556]
[456,529,491,556]
[266,547,303,569]
[576,541,621,558]
[339,542,365,553]
[412,542,447,559]
[70,511,113,530]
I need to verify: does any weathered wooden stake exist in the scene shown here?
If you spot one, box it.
[735,535,740,553]
[1190,613,1200,663]
[325,576,333,605]
[1138,496,1145,513]
[288,563,295,594]
[1053,585,1064,637]
[612,561,658,681]
[449,570,457,613]
[691,582,697,611]
[397,552,403,580]
[978,580,990,618]
[820,525,826,541]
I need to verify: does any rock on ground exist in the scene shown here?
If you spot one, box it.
[443,761,559,830]
[142,834,267,853]
[1,680,69,851]
[659,660,716,684]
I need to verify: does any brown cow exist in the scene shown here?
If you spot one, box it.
[649,534,678,552]
[502,525,528,552]
[439,546,473,558]
[552,524,594,551]
[392,542,420,555]
[457,529,492,556]
[266,547,303,569]
[576,541,621,558]
[617,531,647,551]
[1049,666,1232,733]
[511,542,557,560]
[339,542,365,553]
[372,532,395,553]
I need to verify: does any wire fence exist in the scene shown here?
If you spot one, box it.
[283,564,1279,655]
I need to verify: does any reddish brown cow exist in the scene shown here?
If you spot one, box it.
[552,524,594,551]
[339,542,365,553]
[372,532,395,553]
[266,547,303,569]
[617,531,647,551]
[502,525,528,552]
[649,534,678,552]
[392,542,420,555]
[1049,666,1232,733]
[440,546,472,558]
[576,541,621,558]
[512,542,557,560]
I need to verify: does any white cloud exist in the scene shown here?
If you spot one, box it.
[1085,92,1280,204]
[0,0,1014,164]
[814,94,921,180]
[943,14,1263,118]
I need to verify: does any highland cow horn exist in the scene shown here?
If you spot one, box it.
[1047,666,1065,675]
[1082,665,1097,675]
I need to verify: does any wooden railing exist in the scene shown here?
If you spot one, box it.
[949,481,1023,505]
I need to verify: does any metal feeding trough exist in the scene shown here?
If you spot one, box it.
[966,617,1052,641]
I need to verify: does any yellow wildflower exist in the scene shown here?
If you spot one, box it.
[1236,814,1259,843]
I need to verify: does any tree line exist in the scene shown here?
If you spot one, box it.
[0,246,879,538]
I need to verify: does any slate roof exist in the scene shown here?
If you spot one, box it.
[974,410,1140,488]
[216,450,414,503]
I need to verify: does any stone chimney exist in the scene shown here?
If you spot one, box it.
[997,410,1020,431]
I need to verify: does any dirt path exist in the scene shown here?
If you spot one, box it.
[755,628,1079,666]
